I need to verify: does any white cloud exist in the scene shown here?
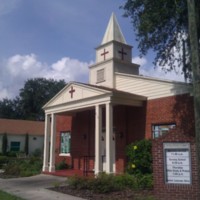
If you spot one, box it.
[132,56,185,82]
[132,56,147,66]
[0,53,186,100]
[0,54,91,100]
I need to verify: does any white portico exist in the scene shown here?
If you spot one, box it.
[42,82,146,174]
[42,13,147,175]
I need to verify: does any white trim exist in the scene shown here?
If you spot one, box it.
[59,153,71,157]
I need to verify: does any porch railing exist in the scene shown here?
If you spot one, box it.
[83,156,95,176]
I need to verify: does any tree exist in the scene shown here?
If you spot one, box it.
[122,0,200,187]
[2,133,8,155]
[187,0,200,189]
[0,78,66,121]
[121,0,200,80]
[0,98,22,119]
[19,78,66,120]
[24,133,29,155]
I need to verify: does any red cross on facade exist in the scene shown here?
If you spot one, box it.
[101,48,109,60]
[118,47,127,60]
[69,86,75,98]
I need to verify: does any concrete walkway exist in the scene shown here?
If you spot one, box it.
[0,174,85,200]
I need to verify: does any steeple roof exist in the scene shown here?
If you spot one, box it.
[101,13,127,45]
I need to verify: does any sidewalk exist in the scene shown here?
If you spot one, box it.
[0,174,85,200]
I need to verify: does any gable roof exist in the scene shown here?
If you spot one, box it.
[0,119,44,136]
[115,72,192,99]
[43,81,147,113]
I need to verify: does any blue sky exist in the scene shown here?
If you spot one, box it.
[0,0,184,99]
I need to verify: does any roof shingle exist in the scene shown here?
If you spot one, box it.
[0,118,44,136]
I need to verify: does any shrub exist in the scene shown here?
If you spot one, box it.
[126,139,152,175]
[55,159,69,170]
[7,151,17,157]
[67,173,153,194]
[0,156,8,168]
[135,174,153,189]
[90,173,120,193]
[32,148,42,157]
[68,175,89,190]
[3,157,42,177]
[2,133,8,155]
[3,161,21,176]
[114,173,138,189]
[24,133,29,155]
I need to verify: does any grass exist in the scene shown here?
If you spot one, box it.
[0,190,24,200]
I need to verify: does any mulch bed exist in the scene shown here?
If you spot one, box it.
[0,172,155,199]
[50,186,155,200]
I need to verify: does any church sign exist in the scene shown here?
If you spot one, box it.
[163,143,191,184]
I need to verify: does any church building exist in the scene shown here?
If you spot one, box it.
[42,13,194,175]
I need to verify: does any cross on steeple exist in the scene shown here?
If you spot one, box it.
[69,86,75,98]
[101,48,109,60]
[118,47,127,60]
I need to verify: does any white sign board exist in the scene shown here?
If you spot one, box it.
[164,143,191,184]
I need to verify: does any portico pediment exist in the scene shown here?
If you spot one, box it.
[43,82,112,109]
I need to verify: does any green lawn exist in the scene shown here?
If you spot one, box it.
[0,190,24,200]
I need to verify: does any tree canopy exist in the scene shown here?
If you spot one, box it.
[0,78,66,121]
[121,0,200,80]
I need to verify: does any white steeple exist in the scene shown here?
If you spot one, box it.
[89,13,139,88]
[101,13,127,45]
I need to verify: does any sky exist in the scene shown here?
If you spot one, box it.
[0,0,185,100]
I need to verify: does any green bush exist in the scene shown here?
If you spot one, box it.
[7,151,17,157]
[55,159,69,170]
[114,173,138,189]
[126,139,152,175]
[3,161,21,176]
[0,156,8,168]
[67,173,153,194]
[32,148,42,157]
[135,174,153,189]
[3,156,42,177]
[90,173,120,193]
[68,175,89,190]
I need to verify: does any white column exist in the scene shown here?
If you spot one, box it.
[94,105,102,175]
[105,102,115,173]
[42,114,50,172]
[49,113,56,172]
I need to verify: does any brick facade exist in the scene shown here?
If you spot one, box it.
[146,93,195,138]
[55,114,72,165]
[55,93,195,175]
[55,105,146,173]
[152,129,200,200]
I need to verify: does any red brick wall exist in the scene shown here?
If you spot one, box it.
[146,94,195,138]
[55,114,72,166]
[71,110,95,171]
[55,93,194,174]
[152,129,200,200]
[114,105,146,173]
[55,105,146,173]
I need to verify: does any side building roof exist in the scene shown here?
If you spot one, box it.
[0,118,44,136]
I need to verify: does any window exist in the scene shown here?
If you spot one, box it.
[97,69,105,83]
[60,131,71,154]
[10,141,20,152]
[152,124,176,139]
